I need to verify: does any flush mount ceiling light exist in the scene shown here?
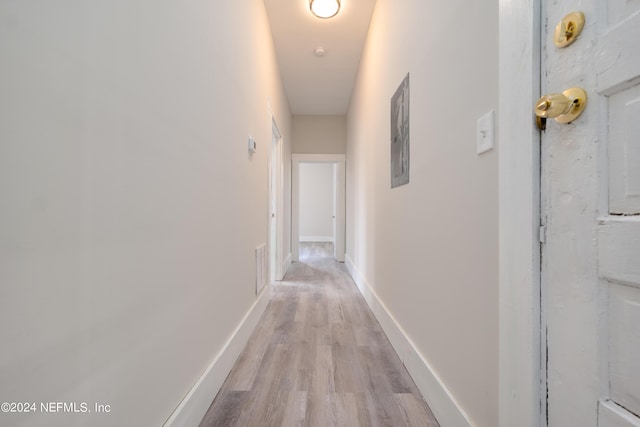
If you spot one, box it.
[309,0,341,19]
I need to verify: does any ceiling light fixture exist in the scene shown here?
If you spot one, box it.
[314,47,327,57]
[309,0,341,19]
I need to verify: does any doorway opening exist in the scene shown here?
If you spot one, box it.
[298,162,336,245]
[291,154,345,263]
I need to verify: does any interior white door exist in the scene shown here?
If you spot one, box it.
[542,3,640,427]
[269,131,277,282]
[269,120,282,282]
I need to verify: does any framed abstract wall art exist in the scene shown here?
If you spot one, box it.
[391,73,410,188]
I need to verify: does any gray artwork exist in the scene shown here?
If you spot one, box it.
[391,73,410,188]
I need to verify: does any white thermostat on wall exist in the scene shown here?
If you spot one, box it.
[248,136,257,153]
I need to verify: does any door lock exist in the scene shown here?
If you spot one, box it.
[554,11,585,48]
[535,87,588,126]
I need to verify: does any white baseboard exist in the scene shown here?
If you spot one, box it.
[345,255,473,427]
[299,235,334,243]
[163,286,272,427]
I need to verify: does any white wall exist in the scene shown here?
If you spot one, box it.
[0,1,291,426]
[346,1,499,426]
[292,114,347,154]
[299,163,335,242]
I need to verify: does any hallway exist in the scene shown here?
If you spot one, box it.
[0,1,500,426]
[199,243,439,426]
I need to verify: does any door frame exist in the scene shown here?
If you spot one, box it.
[291,154,346,263]
[269,116,284,282]
[498,1,543,426]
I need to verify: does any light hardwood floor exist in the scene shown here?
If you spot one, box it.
[199,242,439,427]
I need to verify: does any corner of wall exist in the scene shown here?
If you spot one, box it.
[344,255,474,427]
[163,286,272,427]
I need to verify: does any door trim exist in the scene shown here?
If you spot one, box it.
[498,1,543,426]
[269,116,284,282]
[292,154,346,263]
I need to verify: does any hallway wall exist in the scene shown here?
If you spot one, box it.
[0,1,291,426]
[292,114,347,154]
[346,1,499,426]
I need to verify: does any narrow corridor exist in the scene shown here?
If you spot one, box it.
[199,243,439,426]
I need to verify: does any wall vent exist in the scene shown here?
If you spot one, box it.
[255,244,267,294]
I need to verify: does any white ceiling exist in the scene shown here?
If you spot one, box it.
[264,0,377,115]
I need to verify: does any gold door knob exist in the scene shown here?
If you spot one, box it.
[534,87,587,124]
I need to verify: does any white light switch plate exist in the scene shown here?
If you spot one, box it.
[477,110,495,154]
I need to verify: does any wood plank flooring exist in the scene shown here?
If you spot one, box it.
[199,243,439,427]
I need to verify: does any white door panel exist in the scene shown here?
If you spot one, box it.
[609,84,640,214]
[609,282,640,417]
[599,219,640,286]
[595,11,640,95]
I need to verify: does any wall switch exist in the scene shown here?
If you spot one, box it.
[477,110,495,154]
[248,136,256,153]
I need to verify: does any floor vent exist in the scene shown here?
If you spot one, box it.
[255,244,267,294]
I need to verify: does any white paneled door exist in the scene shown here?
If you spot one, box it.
[542,2,640,426]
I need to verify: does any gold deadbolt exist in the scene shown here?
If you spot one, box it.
[535,87,588,125]
[554,11,585,48]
